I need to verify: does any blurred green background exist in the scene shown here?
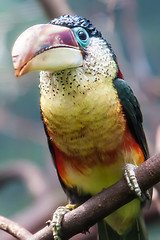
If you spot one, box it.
[0,0,160,239]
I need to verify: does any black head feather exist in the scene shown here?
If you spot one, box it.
[50,15,102,38]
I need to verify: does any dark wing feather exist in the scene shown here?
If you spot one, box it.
[114,78,149,160]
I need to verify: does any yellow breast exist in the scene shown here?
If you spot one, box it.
[40,69,126,157]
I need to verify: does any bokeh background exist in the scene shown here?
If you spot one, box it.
[0,0,160,239]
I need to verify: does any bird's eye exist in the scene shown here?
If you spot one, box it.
[72,27,90,48]
[78,30,87,40]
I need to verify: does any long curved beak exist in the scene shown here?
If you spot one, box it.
[12,24,83,77]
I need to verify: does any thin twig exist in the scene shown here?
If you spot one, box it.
[0,161,47,199]
[0,216,32,240]
[37,0,73,19]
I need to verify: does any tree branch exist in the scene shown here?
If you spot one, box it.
[30,153,160,240]
[0,161,48,199]
[0,216,32,240]
[37,0,73,19]
[0,153,160,239]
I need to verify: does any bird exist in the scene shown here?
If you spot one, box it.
[12,15,150,240]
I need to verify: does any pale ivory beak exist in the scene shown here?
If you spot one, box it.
[12,24,83,77]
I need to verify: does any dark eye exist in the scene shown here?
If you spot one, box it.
[72,27,90,48]
[78,30,87,40]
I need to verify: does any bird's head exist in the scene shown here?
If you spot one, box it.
[12,15,118,83]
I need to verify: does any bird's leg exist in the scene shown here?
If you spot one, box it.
[48,204,76,240]
[124,164,151,202]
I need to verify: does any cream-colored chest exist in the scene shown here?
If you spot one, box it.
[40,71,126,157]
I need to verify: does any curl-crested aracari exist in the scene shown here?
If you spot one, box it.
[12,15,150,240]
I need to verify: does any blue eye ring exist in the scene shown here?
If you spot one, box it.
[72,27,90,48]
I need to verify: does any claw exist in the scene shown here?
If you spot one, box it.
[50,204,76,240]
[124,164,145,202]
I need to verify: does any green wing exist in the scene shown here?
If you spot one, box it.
[98,214,148,240]
[113,78,149,160]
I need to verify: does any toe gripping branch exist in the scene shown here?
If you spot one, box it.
[124,164,151,202]
[50,204,76,240]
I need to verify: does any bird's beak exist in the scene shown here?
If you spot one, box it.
[12,24,83,77]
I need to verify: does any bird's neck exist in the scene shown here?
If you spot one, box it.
[39,37,118,97]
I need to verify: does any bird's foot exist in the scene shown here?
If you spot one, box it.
[48,204,76,240]
[124,164,151,202]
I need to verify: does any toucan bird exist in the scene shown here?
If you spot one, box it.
[12,15,150,240]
